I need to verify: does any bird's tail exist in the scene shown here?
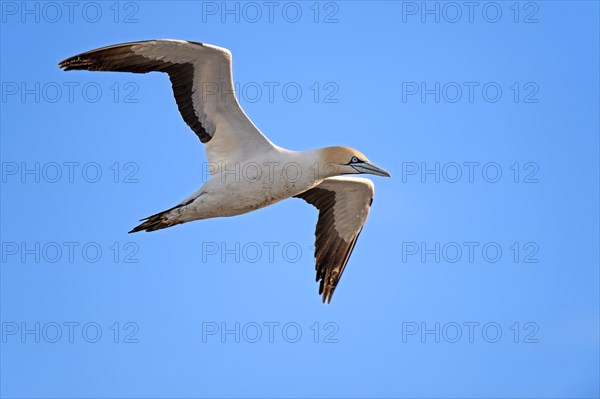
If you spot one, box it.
[129,212,176,233]
[128,201,192,233]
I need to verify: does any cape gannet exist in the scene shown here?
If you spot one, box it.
[59,40,391,303]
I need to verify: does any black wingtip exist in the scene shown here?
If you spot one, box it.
[58,56,86,71]
[58,59,68,70]
[321,286,334,304]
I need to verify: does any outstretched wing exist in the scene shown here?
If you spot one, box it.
[296,177,374,303]
[59,39,274,165]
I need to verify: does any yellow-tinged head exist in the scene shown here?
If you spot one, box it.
[318,146,391,178]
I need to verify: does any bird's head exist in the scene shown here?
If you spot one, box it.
[318,146,391,178]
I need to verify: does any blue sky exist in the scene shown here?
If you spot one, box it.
[1,1,599,398]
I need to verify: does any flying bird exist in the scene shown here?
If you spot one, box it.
[59,40,390,303]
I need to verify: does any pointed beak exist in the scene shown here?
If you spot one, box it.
[352,162,391,177]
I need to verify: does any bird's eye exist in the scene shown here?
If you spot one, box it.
[351,156,359,163]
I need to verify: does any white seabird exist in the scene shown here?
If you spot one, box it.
[59,40,391,303]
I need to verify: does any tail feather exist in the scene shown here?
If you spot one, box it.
[129,213,174,233]
[128,203,187,233]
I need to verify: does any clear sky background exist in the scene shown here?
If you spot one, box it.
[1,1,599,398]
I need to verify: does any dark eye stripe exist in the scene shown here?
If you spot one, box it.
[346,156,364,165]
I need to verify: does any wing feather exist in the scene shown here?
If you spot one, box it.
[59,39,274,165]
[296,177,374,303]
